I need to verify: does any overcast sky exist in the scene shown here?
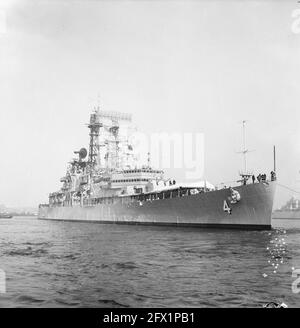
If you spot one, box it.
[1,0,300,208]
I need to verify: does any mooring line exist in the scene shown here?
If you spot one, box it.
[277,183,300,194]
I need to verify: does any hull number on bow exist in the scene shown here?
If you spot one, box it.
[223,200,232,214]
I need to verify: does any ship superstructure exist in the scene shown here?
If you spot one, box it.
[48,108,177,207]
[279,197,300,211]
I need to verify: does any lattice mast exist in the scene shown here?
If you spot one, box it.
[88,107,102,169]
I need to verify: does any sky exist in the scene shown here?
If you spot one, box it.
[0,0,300,208]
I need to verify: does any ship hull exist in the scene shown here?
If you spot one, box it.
[39,181,276,230]
[272,210,300,220]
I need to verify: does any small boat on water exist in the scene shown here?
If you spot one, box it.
[0,213,13,219]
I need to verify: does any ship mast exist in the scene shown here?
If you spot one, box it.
[241,120,248,173]
[237,120,253,180]
[87,106,102,170]
[273,145,276,173]
[97,110,132,171]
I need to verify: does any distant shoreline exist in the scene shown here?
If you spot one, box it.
[7,213,37,217]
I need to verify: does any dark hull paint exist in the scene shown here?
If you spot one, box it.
[39,217,271,230]
[39,181,276,230]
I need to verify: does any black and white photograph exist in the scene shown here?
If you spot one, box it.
[1,0,300,314]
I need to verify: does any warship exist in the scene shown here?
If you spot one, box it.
[38,109,276,229]
[0,213,13,219]
[272,197,300,220]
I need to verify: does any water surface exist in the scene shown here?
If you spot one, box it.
[0,217,299,307]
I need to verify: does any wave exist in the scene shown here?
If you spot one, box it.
[97,299,129,307]
[4,247,48,257]
[15,295,46,304]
